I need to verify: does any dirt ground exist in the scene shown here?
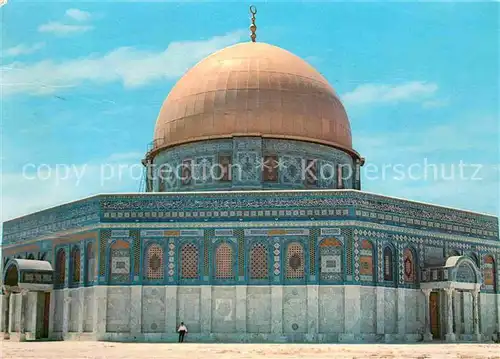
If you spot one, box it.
[1,341,500,359]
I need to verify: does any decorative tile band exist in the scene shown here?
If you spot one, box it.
[244,228,310,236]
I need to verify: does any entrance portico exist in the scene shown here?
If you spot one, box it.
[1,259,54,341]
[420,256,482,342]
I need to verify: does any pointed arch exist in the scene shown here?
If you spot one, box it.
[403,247,417,284]
[249,242,269,280]
[85,242,95,285]
[214,242,234,280]
[359,239,375,282]
[383,244,396,283]
[70,245,81,287]
[144,243,164,281]
[483,255,496,292]
[180,242,199,280]
[108,240,131,284]
[286,242,305,280]
[55,248,66,287]
[319,237,343,282]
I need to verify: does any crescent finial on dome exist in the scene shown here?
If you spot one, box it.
[250,5,257,42]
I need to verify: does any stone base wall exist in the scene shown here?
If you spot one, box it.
[2,285,499,343]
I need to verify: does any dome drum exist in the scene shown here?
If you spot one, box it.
[150,137,360,192]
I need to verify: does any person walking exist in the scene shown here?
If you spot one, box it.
[177,322,188,343]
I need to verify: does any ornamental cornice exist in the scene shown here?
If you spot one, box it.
[3,219,499,253]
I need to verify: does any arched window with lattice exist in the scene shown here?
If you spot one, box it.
[286,242,305,280]
[383,246,395,282]
[144,243,164,281]
[319,238,342,282]
[250,242,269,280]
[85,243,95,285]
[403,247,417,284]
[483,255,496,291]
[55,248,66,287]
[70,246,81,287]
[359,239,374,282]
[108,240,131,284]
[180,243,199,280]
[215,242,234,280]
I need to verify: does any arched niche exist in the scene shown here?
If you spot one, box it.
[446,256,481,285]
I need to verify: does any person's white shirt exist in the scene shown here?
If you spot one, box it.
[178,324,187,332]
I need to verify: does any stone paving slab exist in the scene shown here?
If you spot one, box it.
[1,341,499,359]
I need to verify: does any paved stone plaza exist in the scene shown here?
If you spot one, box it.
[1,341,500,359]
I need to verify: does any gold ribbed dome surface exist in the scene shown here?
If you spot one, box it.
[153,42,353,153]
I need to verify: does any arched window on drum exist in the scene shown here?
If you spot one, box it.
[180,243,199,280]
[359,239,375,282]
[319,238,343,282]
[70,246,81,287]
[403,247,417,284]
[108,240,131,284]
[249,242,269,281]
[483,255,496,292]
[286,242,305,280]
[214,242,234,280]
[383,246,395,283]
[55,248,66,288]
[144,243,164,281]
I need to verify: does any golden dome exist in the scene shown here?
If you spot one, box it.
[152,42,356,157]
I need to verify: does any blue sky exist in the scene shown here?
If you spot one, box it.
[1,2,499,227]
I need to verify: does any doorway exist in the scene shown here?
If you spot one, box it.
[36,292,50,339]
[430,291,440,339]
[42,292,50,338]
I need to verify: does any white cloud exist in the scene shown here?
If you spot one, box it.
[38,21,93,35]
[1,152,144,223]
[342,81,438,106]
[356,114,499,215]
[1,30,246,96]
[422,98,450,109]
[4,42,45,57]
[65,8,91,22]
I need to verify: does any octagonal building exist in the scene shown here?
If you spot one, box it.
[1,35,499,344]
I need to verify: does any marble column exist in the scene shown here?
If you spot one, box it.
[48,290,56,338]
[129,286,142,336]
[1,293,10,338]
[341,285,360,342]
[472,290,481,342]
[307,285,319,340]
[8,293,15,333]
[421,289,432,341]
[200,286,212,334]
[271,286,283,335]
[453,290,461,337]
[28,292,38,338]
[235,285,247,333]
[444,288,456,342]
[18,290,28,341]
[376,286,385,335]
[165,286,177,333]
[496,290,500,341]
